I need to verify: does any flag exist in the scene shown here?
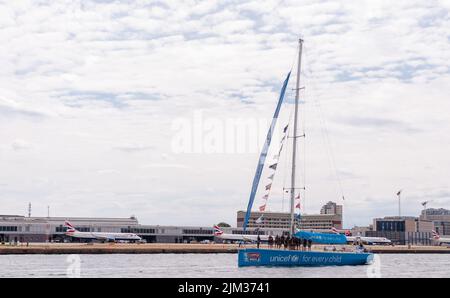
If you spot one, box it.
[262,194,269,200]
[265,183,272,191]
[283,124,289,133]
[396,190,402,196]
[295,194,300,200]
[295,202,301,209]
[255,215,263,224]
[267,174,275,180]
[259,205,266,212]
[269,163,278,170]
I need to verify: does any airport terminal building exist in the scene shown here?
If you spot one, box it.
[0,215,284,244]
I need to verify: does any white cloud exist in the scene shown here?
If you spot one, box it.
[0,0,449,227]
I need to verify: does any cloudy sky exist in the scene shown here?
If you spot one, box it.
[1,0,449,228]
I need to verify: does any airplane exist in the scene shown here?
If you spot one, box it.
[64,221,142,243]
[431,230,450,246]
[213,226,271,242]
[331,227,392,245]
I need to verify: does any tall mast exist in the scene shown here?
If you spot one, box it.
[290,38,303,235]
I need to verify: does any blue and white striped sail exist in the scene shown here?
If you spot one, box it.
[243,72,291,230]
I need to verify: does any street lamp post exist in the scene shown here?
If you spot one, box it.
[396,190,402,217]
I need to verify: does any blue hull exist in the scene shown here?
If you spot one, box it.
[238,248,374,267]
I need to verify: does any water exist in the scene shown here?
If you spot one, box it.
[0,253,449,278]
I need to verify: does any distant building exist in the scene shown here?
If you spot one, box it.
[368,216,433,245]
[420,208,450,236]
[236,211,297,229]
[0,214,284,243]
[320,201,343,216]
[237,201,343,230]
[350,225,373,236]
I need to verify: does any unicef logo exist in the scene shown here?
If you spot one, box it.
[291,255,299,263]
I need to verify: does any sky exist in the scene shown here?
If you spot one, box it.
[0,0,449,228]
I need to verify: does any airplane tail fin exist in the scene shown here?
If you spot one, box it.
[432,230,440,240]
[64,220,77,232]
[213,225,224,236]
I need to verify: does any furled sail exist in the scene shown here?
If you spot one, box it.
[243,72,291,230]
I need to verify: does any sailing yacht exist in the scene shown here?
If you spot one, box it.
[238,39,374,267]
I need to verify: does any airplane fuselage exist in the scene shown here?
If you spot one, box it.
[346,236,392,245]
[215,234,270,242]
[65,231,141,242]
[434,237,450,246]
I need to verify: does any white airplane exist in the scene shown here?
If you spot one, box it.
[64,221,142,243]
[432,230,450,246]
[213,226,271,242]
[331,227,392,245]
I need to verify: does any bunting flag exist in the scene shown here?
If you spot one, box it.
[295,193,301,209]
[256,118,291,215]
[255,215,264,224]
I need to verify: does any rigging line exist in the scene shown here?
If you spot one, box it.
[281,99,294,213]
[303,45,346,203]
[301,65,307,215]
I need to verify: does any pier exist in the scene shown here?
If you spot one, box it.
[1,243,450,255]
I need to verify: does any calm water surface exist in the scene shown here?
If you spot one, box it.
[0,253,449,278]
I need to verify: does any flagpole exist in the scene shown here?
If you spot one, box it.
[290,39,303,236]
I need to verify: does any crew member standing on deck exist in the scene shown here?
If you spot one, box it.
[302,238,307,251]
[307,239,312,251]
[268,235,274,249]
[257,234,261,249]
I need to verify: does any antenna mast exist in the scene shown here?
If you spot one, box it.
[290,39,303,235]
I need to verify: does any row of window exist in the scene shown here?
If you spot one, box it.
[0,226,18,232]
[376,221,406,232]
[182,229,214,235]
[121,228,156,234]
[55,226,90,232]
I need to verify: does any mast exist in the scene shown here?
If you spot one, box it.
[290,38,303,235]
